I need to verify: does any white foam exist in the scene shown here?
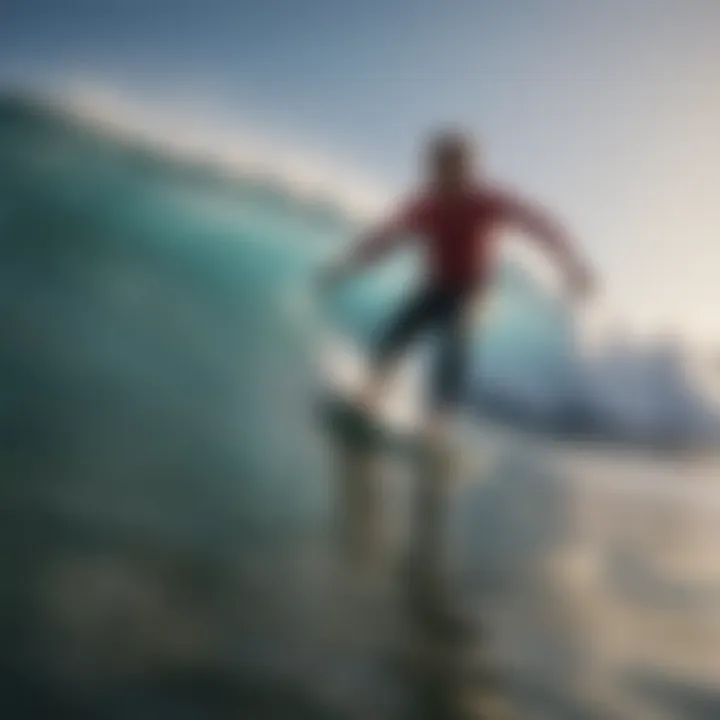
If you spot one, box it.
[56,82,390,223]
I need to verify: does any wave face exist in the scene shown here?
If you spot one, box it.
[0,94,338,536]
[0,92,578,502]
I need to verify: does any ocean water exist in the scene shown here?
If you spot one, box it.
[1,94,719,719]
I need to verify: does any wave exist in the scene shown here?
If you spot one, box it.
[1,90,716,452]
[55,83,388,222]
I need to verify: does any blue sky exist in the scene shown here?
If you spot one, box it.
[3,0,720,346]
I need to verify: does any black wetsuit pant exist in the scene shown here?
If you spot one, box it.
[372,285,473,411]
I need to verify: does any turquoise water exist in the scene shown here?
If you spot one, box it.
[0,94,575,518]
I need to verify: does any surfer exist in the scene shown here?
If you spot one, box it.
[318,129,594,446]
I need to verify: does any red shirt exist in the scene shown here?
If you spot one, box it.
[356,184,566,292]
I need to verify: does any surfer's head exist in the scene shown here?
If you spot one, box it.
[425,129,476,190]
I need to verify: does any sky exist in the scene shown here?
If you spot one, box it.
[2,0,720,348]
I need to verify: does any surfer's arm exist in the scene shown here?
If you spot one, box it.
[320,198,424,287]
[347,221,410,266]
[499,192,593,297]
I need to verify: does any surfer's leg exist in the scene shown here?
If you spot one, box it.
[425,293,471,445]
[361,286,441,413]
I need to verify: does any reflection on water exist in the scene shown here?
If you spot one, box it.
[456,439,720,719]
[8,420,718,719]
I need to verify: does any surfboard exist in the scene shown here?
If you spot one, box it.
[314,334,435,455]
